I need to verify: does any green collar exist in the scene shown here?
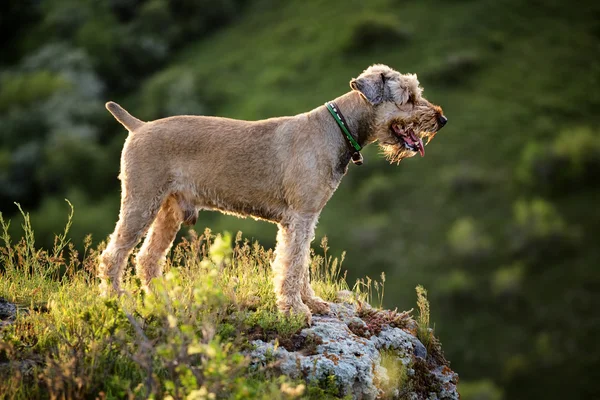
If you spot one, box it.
[325,101,363,165]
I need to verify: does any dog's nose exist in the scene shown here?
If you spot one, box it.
[438,115,447,129]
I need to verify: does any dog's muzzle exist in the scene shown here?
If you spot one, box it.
[391,123,425,157]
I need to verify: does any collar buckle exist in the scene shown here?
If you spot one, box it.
[325,101,363,166]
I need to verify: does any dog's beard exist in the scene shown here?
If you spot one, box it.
[379,126,437,164]
[379,142,416,164]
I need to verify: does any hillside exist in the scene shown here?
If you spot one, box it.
[0,216,459,399]
[1,0,599,398]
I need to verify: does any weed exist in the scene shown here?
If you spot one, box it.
[353,272,386,309]
[309,237,350,303]
[415,285,431,353]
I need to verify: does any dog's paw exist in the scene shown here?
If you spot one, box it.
[278,298,313,325]
[304,296,331,315]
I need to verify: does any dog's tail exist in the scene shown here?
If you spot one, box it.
[105,101,145,131]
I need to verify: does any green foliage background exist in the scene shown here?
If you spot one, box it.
[1,0,599,398]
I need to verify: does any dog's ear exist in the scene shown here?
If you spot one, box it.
[350,72,385,105]
[388,73,422,106]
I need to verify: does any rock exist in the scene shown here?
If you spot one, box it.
[431,366,460,399]
[0,297,17,326]
[248,302,459,399]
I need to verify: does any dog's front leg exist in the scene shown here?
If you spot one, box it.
[272,213,320,323]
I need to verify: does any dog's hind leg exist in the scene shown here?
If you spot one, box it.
[272,213,319,323]
[98,187,166,295]
[135,195,183,289]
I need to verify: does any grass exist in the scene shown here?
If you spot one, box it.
[415,285,431,353]
[0,206,442,399]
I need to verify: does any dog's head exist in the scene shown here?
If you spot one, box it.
[350,64,447,163]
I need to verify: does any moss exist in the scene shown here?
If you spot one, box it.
[409,358,441,397]
[376,349,410,399]
[354,307,412,337]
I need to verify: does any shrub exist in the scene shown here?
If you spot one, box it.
[426,51,483,86]
[513,198,566,240]
[0,43,104,209]
[491,262,525,297]
[356,173,397,211]
[435,269,475,297]
[516,127,600,193]
[459,379,503,400]
[0,70,69,112]
[140,68,207,119]
[343,15,411,54]
[441,164,490,194]
[447,217,493,259]
[510,198,578,256]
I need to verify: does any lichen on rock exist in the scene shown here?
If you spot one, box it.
[0,297,17,328]
[248,302,459,399]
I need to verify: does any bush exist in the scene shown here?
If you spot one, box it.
[513,198,566,240]
[491,262,525,297]
[447,217,493,259]
[343,15,411,54]
[140,68,207,119]
[510,198,578,256]
[426,51,483,86]
[0,70,69,113]
[38,135,115,196]
[0,43,106,211]
[516,127,600,193]
[435,269,475,297]
[459,379,503,400]
[441,164,490,194]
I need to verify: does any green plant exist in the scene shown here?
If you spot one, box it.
[426,51,483,86]
[516,127,600,193]
[0,205,394,399]
[447,217,493,259]
[343,15,411,54]
[459,379,503,400]
[512,198,573,245]
[435,269,475,297]
[492,262,525,296]
[309,237,350,303]
[415,285,432,352]
[353,272,386,309]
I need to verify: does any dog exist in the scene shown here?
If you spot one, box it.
[98,64,447,323]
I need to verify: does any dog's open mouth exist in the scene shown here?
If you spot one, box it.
[391,123,425,157]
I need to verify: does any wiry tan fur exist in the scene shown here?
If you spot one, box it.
[98,64,446,323]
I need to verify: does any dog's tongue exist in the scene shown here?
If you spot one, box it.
[408,129,425,157]
[392,124,425,157]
